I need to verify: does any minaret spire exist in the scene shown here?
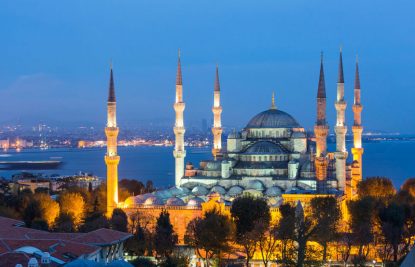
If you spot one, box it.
[314,53,329,192]
[212,65,223,159]
[173,50,186,186]
[334,47,348,192]
[105,64,120,215]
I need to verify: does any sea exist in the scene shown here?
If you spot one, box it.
[0,140,414,188]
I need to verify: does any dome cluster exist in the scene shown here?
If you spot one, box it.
[124,182,286,208]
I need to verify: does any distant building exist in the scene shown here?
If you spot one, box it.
[0,216,132,266]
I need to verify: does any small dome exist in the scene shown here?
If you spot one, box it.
[228,185,244,196]
[154,190,173,199]
[187,197,204,207]
[265,186,283,197]
[246,109,301,129]
[125,193,153,205]
[191,185,209,196]
[166,197,185,206]
[168,186,189,197]
[144,196,164,206]
[210,185,226,195]
[244,141,287,154]
[247,180,265,191]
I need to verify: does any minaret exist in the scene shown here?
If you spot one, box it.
[173,50,186,186]
[314,53,329,192]
[334,48,348,192]
[212,65,223,159]
[105,64,120,215]
[351,56,364,187]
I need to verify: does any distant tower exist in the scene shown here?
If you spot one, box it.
[334,48,348,192]
[314,53,329,192]
[173,50,186,186]
[351,57,364,193]
[212,65,223,159]
[105,64,119,215]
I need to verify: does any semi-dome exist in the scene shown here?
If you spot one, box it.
[166,197,185,206]
[187,197,204,207]
[247,180,265,191]
[244,141,287,154]
[168,186,189,197]
[144,196,164,206]
[228,185,244,196]
[191,185,209,196]
[210,185,226,195]
[246,109,301,129]
[265,186,283,197]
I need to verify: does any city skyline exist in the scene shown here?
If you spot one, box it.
[0,0,414,133]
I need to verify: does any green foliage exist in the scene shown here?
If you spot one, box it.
[80,212,110,232]
[129,257,156,267]
[230,195,270,266]
[110,208,128,232]
[22,198,41,227]
[185,210,234,266]
[379,203,405,262]
[357,177,396,201]
[159,255,189,267]
[310,197,341,261]
[31,218,49,230]
[154,210,178,259]
[54,213,75,232]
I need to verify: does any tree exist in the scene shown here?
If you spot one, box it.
[294,201,316,267]
[59,192,85,229]
[258,221,278,267]
[276,203,296,265]
[34,193,60,228]
[110,208,128,232]
[126,223,148,256]
[348,197,376,262]
[379,202,405,263]
[154,210,178,260]
[230,195,271,267]
[22,199,41,227]
[55,213,76,232]
[80,212,110,232]
[310,196,341,262]
[120,179,145,195]
[401,178,415,198]
[357,177,396,201]
[185,209,234,267]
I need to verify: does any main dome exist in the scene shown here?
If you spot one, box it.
[246,109,300,129]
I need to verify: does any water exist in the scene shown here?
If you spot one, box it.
[0,141,414,188]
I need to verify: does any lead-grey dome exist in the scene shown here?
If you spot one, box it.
[244,141,287,154]
[246,109,300,129]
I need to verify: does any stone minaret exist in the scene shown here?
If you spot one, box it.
[173,50,186,186]
[314,53,329,192]
[212,65,223,159]
[334,49,348,191]
[105,65,119,215]
[351,57,364,184]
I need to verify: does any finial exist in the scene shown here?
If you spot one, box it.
[271,91,276,109]
[340,45,343,53]
[320,51,324,63]
[178,48,181,59]
[110,59,113,70]
[176,49,183,85]
[338,46,344,83]
[356,54,359,64]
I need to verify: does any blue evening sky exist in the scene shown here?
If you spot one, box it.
[0,0,414,133]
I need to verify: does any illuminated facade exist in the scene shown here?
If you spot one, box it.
[105,65,120,215]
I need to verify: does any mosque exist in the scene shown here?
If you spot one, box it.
[105,50,364,241]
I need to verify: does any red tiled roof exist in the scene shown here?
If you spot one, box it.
[26,232,81,240]
[0,252,30,267]
[73,228,132,245]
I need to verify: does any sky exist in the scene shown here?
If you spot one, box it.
[0,0,414,133]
